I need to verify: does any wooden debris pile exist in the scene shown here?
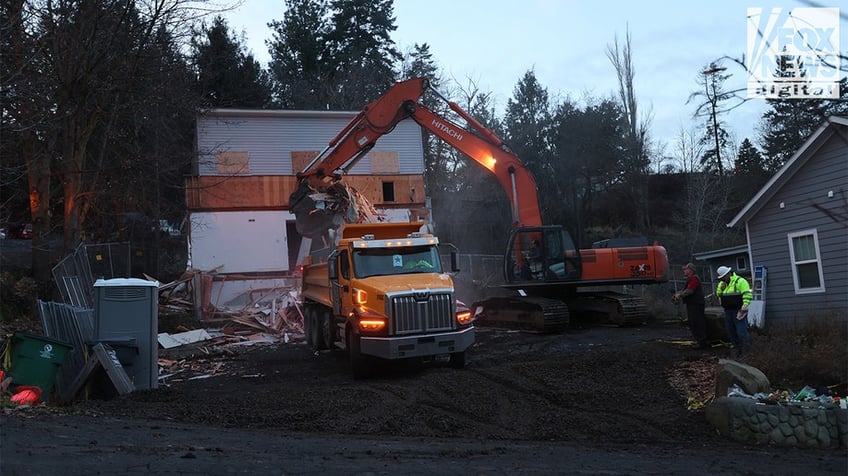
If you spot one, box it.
[151,270,307,347]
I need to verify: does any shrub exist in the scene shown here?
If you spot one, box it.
[0,272,38,323]
[746,312,848,396]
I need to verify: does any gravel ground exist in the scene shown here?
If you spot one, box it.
[2,321,846,475]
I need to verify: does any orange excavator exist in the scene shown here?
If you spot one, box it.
[290,77,668,332]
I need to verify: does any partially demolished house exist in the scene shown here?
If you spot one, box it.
[187,109,428,319]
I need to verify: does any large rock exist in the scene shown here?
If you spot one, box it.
[715,358,771,398]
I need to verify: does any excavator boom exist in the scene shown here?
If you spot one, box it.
[294,78,543,229]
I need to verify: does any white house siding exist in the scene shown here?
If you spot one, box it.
[195,110,425,176]
[747,133,848,322]
[190,210,292,273]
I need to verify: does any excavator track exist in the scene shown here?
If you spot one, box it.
[567,291,647,326]
[474,296,570,333]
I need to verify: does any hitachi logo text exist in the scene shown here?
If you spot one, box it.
[431,120,463,141]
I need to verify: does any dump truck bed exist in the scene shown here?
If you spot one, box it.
[300,262,332,309]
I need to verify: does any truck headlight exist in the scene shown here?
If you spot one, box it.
[455,300,475,326]
[352,307,387,334]
[359,318,387,332]
[456,310,473,325]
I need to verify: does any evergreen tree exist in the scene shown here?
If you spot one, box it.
[401,43,439,85]
[400,44,450,202]
[267,0,331,108]
[502,70,555,223]
[551,97,628,246]
[192,16,272,108]
[324,0,400,109]
[690,63,734,174]
[734,138,765,176]
[730,138,769,211]
[758,54,848,171]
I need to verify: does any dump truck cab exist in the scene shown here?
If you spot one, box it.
[300,222,475,378]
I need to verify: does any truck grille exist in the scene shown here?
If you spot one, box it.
[388,292,455,335]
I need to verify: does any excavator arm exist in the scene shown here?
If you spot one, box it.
[292,77,543,229]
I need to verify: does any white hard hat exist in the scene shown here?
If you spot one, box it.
[716,266,732,279]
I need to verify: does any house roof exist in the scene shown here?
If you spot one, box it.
[693,244,748,261]
[728,116,848,227]
[198,108,358,119]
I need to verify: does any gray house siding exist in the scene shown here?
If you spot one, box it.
[745,128,848,322]
[196,110,424,176]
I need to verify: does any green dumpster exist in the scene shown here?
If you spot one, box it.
[8,332,73,396]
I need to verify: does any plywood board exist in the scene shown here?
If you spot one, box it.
[185,175,425,210]
[216,151,250,175]
[185,176,300,209]
[292,151,320,174]
[369,151,400,174]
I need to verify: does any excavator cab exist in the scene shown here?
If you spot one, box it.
[505,226,581,284]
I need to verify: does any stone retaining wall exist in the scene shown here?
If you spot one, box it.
[706,396,848,449]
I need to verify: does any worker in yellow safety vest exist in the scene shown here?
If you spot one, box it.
[715,265,753,358]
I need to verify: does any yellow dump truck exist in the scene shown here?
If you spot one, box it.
[300,222,475,378]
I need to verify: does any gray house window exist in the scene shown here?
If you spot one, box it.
[735,255,748,271]
[787,229,825,294]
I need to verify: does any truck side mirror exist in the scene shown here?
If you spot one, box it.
[450,249,460,273]
[327,250,339,279]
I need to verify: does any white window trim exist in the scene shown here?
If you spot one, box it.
[787,228,826,294]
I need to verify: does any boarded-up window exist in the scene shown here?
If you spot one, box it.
[292,151,321,174]
[216,151,250,175]
[370,151,399,174]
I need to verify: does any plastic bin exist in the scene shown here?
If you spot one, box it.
[8,332,73,395]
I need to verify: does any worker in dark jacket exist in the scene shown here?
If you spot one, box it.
[715,266,754,358]
[673,263,708,349]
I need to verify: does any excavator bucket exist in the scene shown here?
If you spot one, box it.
[289,180,382,239]
[289,180,345,239]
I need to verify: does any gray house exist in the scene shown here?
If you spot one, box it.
[728,116,848,324]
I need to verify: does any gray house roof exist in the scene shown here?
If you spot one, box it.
[729,116,848,227]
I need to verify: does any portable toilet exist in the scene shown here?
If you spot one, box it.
[93,278,159,390]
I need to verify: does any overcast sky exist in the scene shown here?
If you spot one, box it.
[223,0,845,160]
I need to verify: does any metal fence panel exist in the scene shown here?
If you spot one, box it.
[51,242,131,308]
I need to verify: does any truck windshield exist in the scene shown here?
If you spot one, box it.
[352,245,442,278]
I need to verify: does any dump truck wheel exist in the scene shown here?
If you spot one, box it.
[348,331,370,379]
[321,309,334,350]
[304,307,315,348]
[312,320,324,351]
[307,306,324,351]
[449,351,466,369]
